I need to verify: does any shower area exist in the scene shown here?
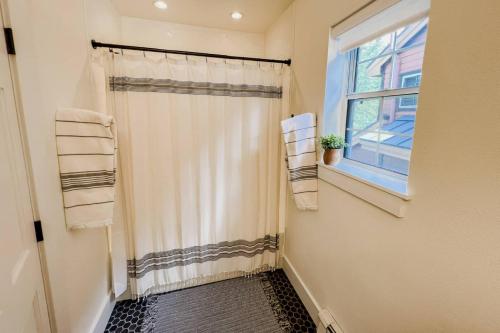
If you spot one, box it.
[89,33,316,331]
[92,43,291,298]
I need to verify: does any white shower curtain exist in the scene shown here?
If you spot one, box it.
[95,50,288,297]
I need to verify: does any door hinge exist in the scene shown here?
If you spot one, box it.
[3,28,15,55]
[34,220,44,242]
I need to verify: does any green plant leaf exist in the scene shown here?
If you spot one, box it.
[319,134,346,150]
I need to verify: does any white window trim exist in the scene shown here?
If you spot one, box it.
[319,0,430,216]
[347,86,419,100]
[318,161,411,217]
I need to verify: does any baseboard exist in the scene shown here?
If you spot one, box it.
[282,255,322,327]
[90,291,115,333]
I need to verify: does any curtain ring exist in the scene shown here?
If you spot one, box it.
[143,50,146,58]
[121,49,124,56]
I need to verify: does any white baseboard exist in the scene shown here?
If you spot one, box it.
[90,291,115,333]
[282,255,322,327]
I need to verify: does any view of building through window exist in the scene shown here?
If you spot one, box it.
[344,18,428,175]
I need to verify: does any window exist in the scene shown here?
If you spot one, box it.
[343,18,428,176]
[321,0,430,213]
[399,72,421,108]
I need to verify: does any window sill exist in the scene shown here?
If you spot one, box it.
[317,161,411,217]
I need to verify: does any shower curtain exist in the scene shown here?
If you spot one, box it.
[94,50,289,297]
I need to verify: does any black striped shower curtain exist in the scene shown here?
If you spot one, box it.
[95,50,289,297]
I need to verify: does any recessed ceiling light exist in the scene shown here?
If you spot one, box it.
[153,0,168,10]
[231,11,243,20]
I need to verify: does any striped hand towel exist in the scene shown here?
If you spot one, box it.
[281,113,318,210]
[56,108,117,229]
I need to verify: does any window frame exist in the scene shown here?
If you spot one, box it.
[340,19,427,178]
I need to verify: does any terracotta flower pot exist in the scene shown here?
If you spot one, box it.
[323,148,341,165]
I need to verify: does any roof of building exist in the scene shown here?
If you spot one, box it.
[360,115,415,149]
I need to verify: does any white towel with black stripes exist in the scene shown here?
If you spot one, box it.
[56,108,117,229]
[281,113,318,210]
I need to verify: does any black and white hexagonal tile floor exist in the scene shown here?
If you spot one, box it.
[263,270,316,333]
[105,295,158,333]
[105,269,316,332]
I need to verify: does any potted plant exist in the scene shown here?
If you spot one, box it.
[320,134,346,165]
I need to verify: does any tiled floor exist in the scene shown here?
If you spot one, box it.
[263,270,316,332]
[105,269,315,332]
[105,296,158,332]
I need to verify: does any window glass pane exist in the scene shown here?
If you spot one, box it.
[353,59,389,93]
[344,130,380,168]
[345,129,412,175]
[394,48,425,89]
[346,98,380,131]
[378,145,411,174]
[345,130,411,174]
[395,18,428,51]
[381,95,418,133]
[352,19,428,92]
[357,33,393,62]
[345,96,417,175]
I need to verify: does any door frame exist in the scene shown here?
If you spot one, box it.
[0,1,56,331]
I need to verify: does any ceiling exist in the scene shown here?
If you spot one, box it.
[111,0,293,33]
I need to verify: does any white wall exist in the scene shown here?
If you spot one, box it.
[120,16,265,57]
[266,0,500,332]
[85,0,122,42]
[4,0,120,332]
[265,4,294,60]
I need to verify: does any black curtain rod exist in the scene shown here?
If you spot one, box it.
[91,40,291,66]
